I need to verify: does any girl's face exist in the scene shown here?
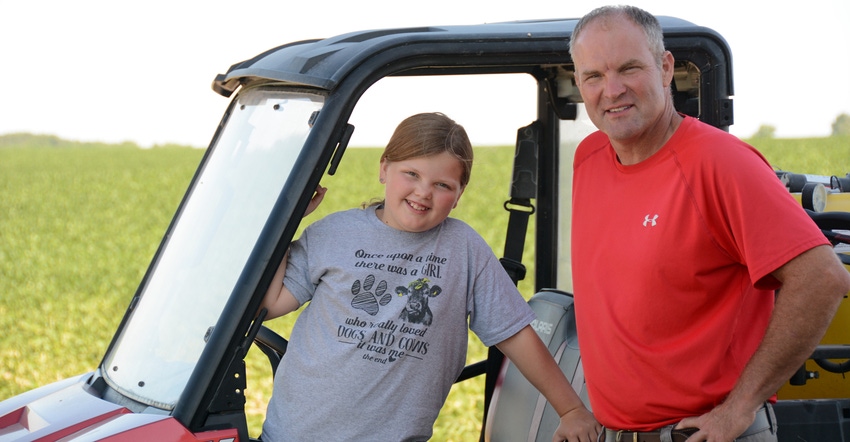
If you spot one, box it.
[378,151,465,233]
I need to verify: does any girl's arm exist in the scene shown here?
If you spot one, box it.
[259,249,301,320]
[258,185,327,320]
[496,325,601,442]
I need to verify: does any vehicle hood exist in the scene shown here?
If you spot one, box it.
[0,373,155,441]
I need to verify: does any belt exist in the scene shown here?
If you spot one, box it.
[602,404,773,442]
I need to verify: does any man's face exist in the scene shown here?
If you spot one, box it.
[571,15,674,145]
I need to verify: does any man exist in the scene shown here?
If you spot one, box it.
[568,5,850,442]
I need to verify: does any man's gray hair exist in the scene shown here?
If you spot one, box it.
[569,5,666,66]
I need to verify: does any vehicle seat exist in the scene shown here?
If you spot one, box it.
[484,289,591,442]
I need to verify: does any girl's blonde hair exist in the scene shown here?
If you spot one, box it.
[382,112,473,187]
[365,113,473,208]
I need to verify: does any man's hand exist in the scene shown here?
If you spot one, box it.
[676,401,756,442]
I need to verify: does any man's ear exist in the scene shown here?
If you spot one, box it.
[661,50,675,87]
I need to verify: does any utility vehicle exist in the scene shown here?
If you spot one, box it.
[1,15,848,442]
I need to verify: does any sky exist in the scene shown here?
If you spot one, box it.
[1,0,848,148]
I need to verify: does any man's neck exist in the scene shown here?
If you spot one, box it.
[613,111,684,165]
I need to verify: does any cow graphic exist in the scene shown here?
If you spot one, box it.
[396,278,441,325]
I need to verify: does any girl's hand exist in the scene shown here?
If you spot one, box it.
[305,185,327,217]
[553,406,600,442]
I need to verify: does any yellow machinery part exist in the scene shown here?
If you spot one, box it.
[777,192,850,400]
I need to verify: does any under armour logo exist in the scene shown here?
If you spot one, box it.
[643,214,658,227]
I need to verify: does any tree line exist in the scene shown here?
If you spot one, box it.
[752,113,850,139]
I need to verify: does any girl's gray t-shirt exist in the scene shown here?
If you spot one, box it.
[262,206,535,441]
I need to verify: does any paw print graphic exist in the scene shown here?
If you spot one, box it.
[351,274,391,316]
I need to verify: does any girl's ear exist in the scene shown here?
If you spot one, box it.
[379,159,388,183]
[453,186,466,208]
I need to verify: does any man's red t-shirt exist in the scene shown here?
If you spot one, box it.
[571,116,827,430]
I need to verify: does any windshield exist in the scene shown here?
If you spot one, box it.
[102,88,324,409]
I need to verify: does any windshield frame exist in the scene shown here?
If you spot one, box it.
[100,86,326,410]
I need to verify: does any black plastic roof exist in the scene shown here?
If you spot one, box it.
[212,16,732,98]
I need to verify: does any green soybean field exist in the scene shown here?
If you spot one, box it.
[1,133,847,440]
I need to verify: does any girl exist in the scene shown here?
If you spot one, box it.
[260,112,599,442]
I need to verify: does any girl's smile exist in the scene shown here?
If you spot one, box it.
[377,151,465,233]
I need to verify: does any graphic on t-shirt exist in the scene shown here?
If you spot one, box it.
[341,275,433,365]
[339,249,449,366]
[396,278,441,326]
[350,274,392,316]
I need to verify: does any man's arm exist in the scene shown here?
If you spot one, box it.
[679,244,850,440]
[497,325,601,442]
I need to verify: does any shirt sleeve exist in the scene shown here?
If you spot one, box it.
[695,133,828,289]
[466,231,536,347]
[283,226,317,306]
